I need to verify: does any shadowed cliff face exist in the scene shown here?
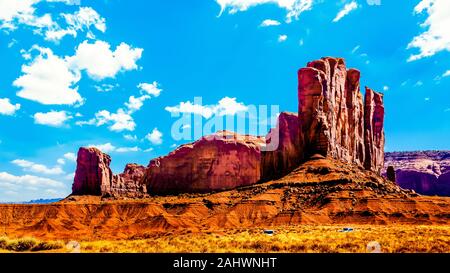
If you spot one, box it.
[71,57,386,197]
[385,151,450,196]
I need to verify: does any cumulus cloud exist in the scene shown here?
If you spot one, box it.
[278,34,288,42]
[146,128,163,145]
[0,1,105,43]
[46,6,106,41]
[33,110,72,127]
[0,98,21,115]
[15,40,142,105]
[14,46,83,105]
[87,143,140,153]
[67,40,143,80]
[11,159,65,175]
[165,97,249,119]
[115,146,140,153]
[138,82,162,97]
[94,109,136,132]
[443,70,450,77]
[260,19,281,27]
[94,83,118,93]
[0,172,64,189]
[123,134,138,141]
[125,95,150,113]
[78,82,161,132]
[333,1,358,22]
[407,0,450,61]
[63,152,77,162]
[216,0,313,22]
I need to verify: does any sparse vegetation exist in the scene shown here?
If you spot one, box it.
[79,225,450,253]
[0,237,64,252]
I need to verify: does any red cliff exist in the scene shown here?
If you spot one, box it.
[297,57,384,173]
[72,147,147,198]
[143,131,265,194]
[261,112,301,180]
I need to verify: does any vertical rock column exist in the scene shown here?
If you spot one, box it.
[364,87,385,174]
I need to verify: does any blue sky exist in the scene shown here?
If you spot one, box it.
[0,0,449,202]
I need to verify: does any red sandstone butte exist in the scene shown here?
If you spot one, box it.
[261,112,301,180]
[72,147,113,196]
[72,147,147,198]
[143,131,265,194]
[297,57,385,173]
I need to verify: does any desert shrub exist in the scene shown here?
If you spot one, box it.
[0,237,63,252]
[7,238,38,251]
[31,241,64,252]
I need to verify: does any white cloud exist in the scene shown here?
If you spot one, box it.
[0,1,103,42]
[33,110,72,127]
[143,148,154,153]
[94,108,136,132]
[260,19,281,27]
[94,83,118,92]
[383,86,389,91]
[68,40,143,80]
[216,0,313,22]
[11,159,65,175]
[88,143,116,153]
[138,82,162,97]
[0,171,65,189]
[146,128,163,145]
[414,80,424,87]
[124,134,138,141]
[0,98,21,115]
[87,143,140,153]
[333,1,358,22]
[47,6,106,41]
[165,97,249,119]
[443,70,450,77]
[125,95,150,113]
[351,45,360,54]
[407,0,450,61]
[367,0,381,5]
[63,152,77,162]
[278,34,288,42]
[14,46,83,105]
[57,158,65,165]
[115,146,140,153]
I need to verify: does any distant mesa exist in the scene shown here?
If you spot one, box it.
[71,57,386,198]
[385,151,450,196]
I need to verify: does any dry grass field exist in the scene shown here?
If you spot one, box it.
[3,225,449,253]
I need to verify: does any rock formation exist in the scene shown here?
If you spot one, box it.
[385,151,450,196]
[72,147,147,198]
[71,57,387,197]
[297,57,384,173]
[261,112,300,180]
[143,131,265,194]
[72,147,113,196]
[364,87,385,174]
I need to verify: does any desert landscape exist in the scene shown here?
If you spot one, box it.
[1,57,450,253]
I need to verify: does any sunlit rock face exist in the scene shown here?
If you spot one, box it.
[143,131,266,194]
[72,148,147,198]
[297,57,385,173]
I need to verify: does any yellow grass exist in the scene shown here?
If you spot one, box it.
[0,237,64,252]
[80,225,450,253]
[3,225,450,253]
